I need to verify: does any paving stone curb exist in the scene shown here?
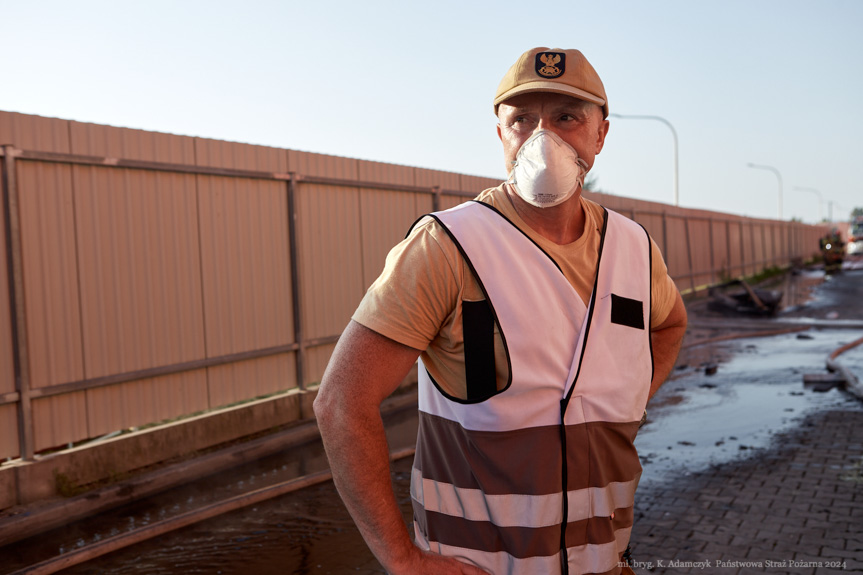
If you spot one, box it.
[630,409,863,574]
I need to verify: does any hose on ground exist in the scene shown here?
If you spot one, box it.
[826,335,863,401]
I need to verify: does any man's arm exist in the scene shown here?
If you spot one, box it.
[649,290,687,398]
[313,320,490,575]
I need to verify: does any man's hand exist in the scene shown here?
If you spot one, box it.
[393,547,492,575]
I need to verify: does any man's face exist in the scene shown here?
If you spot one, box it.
[497,92,610,176]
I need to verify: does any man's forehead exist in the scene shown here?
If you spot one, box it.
[499,92,593,113]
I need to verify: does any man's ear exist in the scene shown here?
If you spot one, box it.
[595,118,610,154]
[497,122,502,142]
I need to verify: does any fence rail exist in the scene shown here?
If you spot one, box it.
[0,114,827,469]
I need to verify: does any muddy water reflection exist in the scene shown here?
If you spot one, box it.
[51,459,414,575]
[637,329,863,486]
[3,408,419,575]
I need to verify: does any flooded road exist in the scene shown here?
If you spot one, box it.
[5,411,420,575]
[4,264,863,574]
[637,329,863,486]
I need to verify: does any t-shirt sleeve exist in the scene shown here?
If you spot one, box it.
[649,236,679,329]
[352,218,460,351]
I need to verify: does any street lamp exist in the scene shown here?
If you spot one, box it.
[610,113,679,206]
[792,186,822,223]
[746,163,783,219]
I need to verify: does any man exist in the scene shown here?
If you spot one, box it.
[314,47,687,575]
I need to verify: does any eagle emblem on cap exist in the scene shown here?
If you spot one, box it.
[536,52,565,78]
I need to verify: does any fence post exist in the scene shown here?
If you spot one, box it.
[1,145,34,463]
[725,220,731,281]
[684,217,695,293]
[286,173,305,390]
[662,212,668,261]
[790,222,796,261]
[432,185,441,212]
[708,218,715,285]
[739,221,746,277]
[750,222,758,275]
[775,224,780,264]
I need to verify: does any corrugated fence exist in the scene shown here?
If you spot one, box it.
[0,111,826,464]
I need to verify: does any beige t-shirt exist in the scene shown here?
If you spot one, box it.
[353,184,678,400]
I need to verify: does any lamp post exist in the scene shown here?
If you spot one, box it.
[834,203,846,222]
[792,186,822,223]
[610,113,679,206]
[746,163,783,219]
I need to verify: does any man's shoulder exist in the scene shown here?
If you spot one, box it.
[420,183,510,230]
[473,183,509,210]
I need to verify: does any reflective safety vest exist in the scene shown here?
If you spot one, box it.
[411,201,653,575]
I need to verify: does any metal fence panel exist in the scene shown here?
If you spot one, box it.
[86,370,209,437]
[197,175,293,357]
[687,218,714,288]
[32,392,88,452]
[207,354,296,408]
[728,221,745,278]
[0,405,17,459]
[0,111,71,153]
[710,220,730,280]
[289,149,358,179]
[359,188,429,288]
[634,212,665,255]
[753,222,768,270]
[459,174,503,194]
[357,161,431,286]
[766,223,778,266]
[69,121,197,164]
[296,183,364,340]
[415,168,461,192]
[74,166,205,378]
[17,162,84,388]
[194,137,287,172]
[0,110,833,469]
[0,162,14,398]
[663,216,690,284]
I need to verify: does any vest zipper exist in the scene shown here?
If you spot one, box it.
[558,398,570,575]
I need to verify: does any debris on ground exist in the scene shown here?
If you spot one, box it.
[803,334,863,400]
[707,279,783,316]
[802,372,846,392]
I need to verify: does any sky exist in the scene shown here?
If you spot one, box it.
[2,0,861,223]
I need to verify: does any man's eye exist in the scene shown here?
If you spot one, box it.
[509,116,536,130]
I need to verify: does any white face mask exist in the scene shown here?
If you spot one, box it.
[508,130,589,208]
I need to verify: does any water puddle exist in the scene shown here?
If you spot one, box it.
[637,329,863,486]
[0,407,419,575]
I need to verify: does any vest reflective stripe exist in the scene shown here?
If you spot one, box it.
[414,532,562,574]
[412,201,652,575]
[414,409,642,494]
[412,465,639,527]
[414,531,627,575]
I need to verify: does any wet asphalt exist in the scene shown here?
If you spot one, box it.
[4,262,863,574]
